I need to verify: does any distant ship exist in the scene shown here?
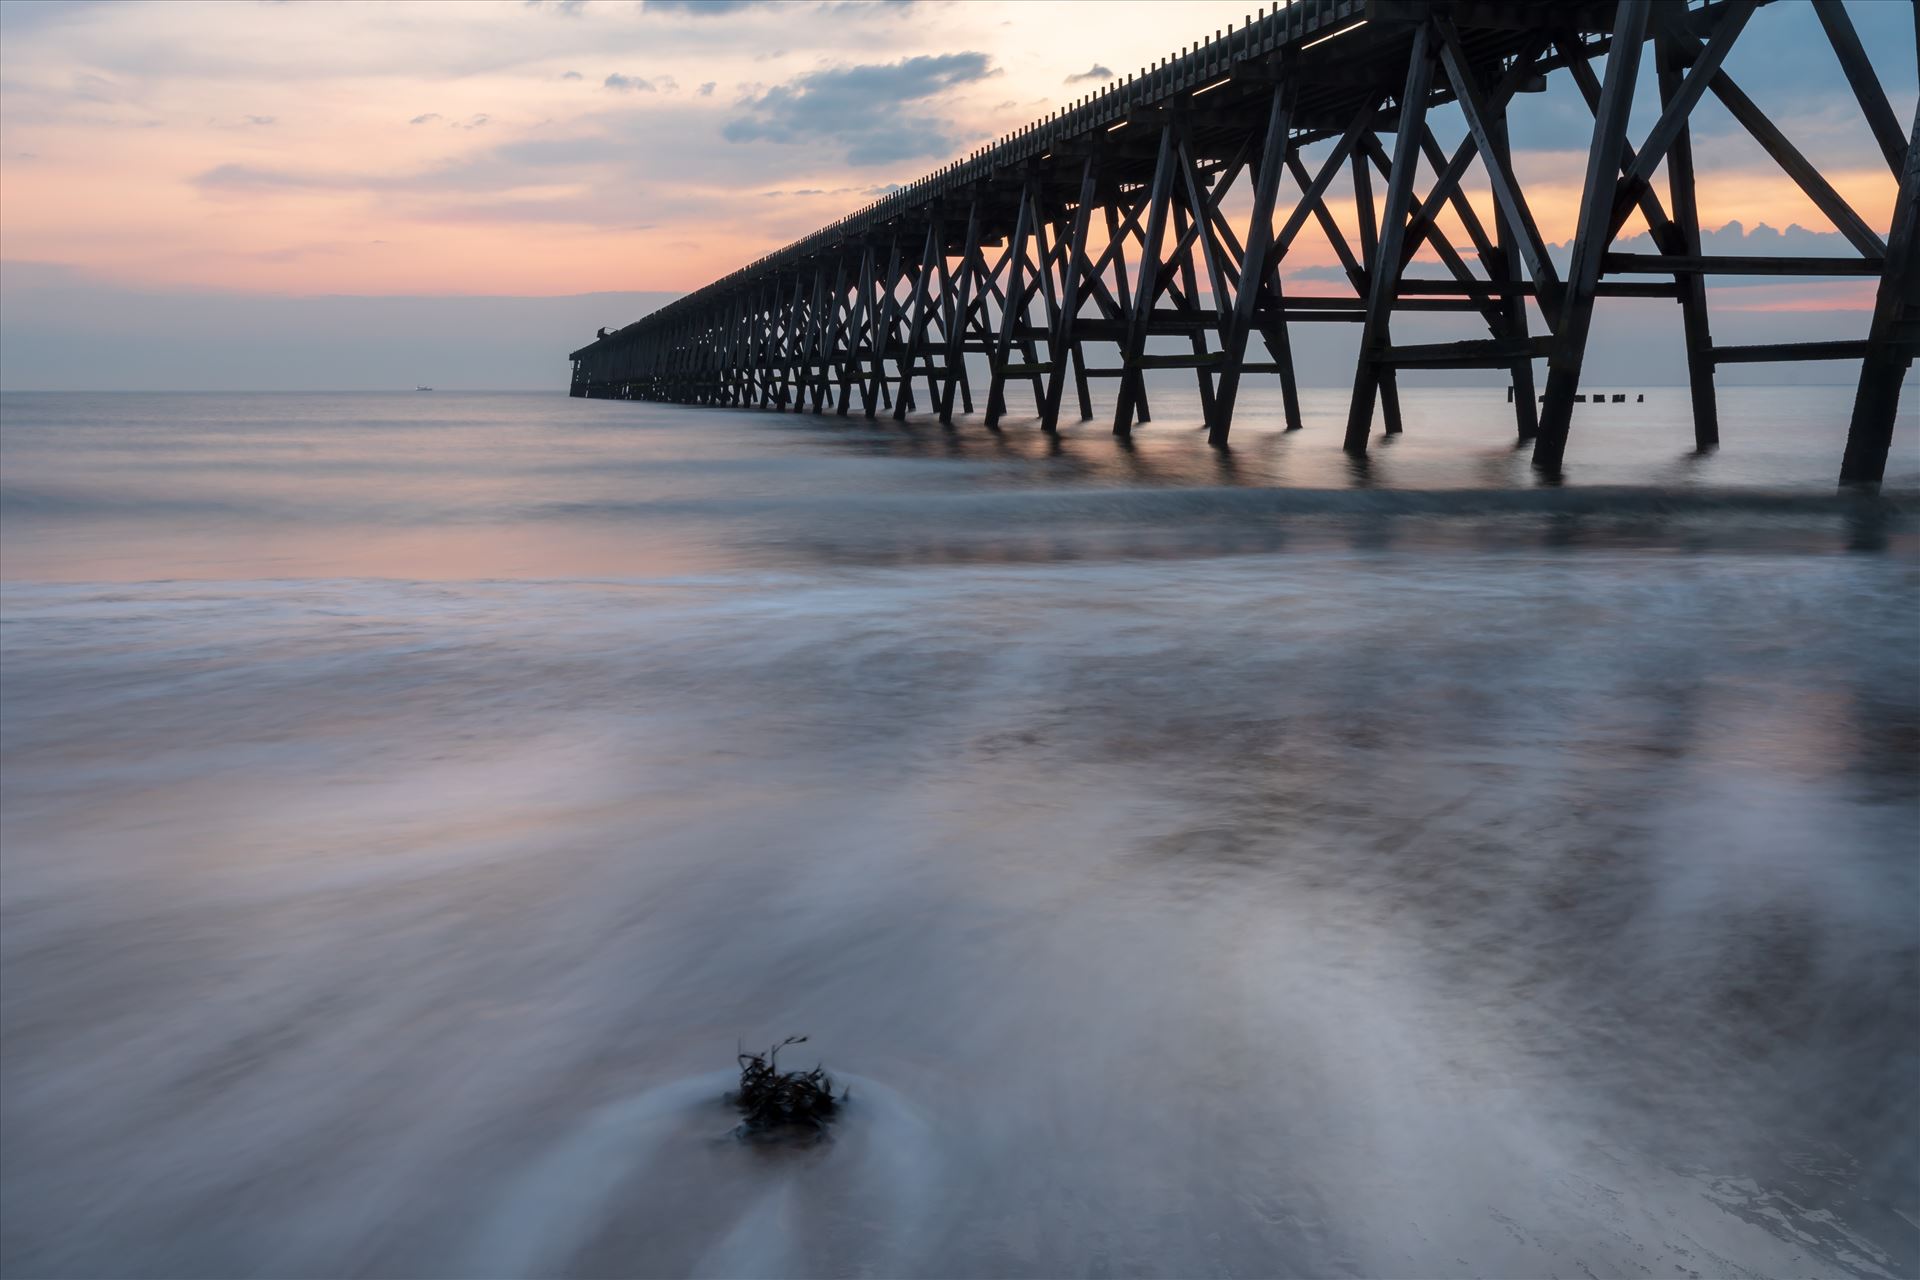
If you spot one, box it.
[416,385,433,392]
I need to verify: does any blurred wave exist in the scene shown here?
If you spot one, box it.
[0,390,1914,1277]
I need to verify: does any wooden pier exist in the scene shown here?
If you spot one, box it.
[568,0,1919,488]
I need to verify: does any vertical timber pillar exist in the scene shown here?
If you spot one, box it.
[1115,123,1178,436]
[1489,102,1539,441]
[1839,108,1920,489]
[1042,154,1098,432]
[1655,32,1720,451]
[1343,23,1434,453]
[940,202,982,424]
[1213,84,1291,447]
[1534,0,1652,475]
[986,185,1036,429]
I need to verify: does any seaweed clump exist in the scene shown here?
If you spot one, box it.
[733,1035,841,1136]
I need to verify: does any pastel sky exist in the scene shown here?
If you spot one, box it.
[0,0,1912,388]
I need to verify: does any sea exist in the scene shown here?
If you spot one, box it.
[1,385,1916,1278]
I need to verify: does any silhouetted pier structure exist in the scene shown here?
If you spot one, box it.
[568,0,1918,488]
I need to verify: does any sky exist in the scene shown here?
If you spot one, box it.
[0,0,1913,389]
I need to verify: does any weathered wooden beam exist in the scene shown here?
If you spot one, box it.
[1811,0,1909,178]
[1488,93,1538,441]
[1534,0,1651,475]
[985,183,1036,428]
[1378,336,1556,368]
[1343,21,1433,452]
[1603,1,1754,242]
[1840,109,1920,489]
[1168,202,1221,426]
[1694,53,1888,259]
[1213,84,1293,446]
[1041,156,1097,430]
[1712,340,1873,364]
[1135,352,1224,369]
[1347,140,1403,433]
[1601,253,1886,276]
[1435,14,1564,325]
[1655,32,1719,451]
[894,221,940,420]
[1115,123,1179,436]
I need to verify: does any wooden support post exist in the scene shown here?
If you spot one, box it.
[1073,338,1094,421]
[1212,84,1289,446]
[1174,125,1231,434]
[1343,24,1433,454]
[1042,155,1098,431]
[803,264,829,412]
[895,222,939,421]
[1345,147,1403,435]
[1028,181,1062,415]
[1115,124,1177,436]
[1534,0,1651,475]
[1839,108,1919,489]
[855,245,881,416]
[931,226,961,422]
[1656,33,1720,451]
[1603,2,1754,244]
[839,252,867,415]
[822,261,849,412]
[941,202,981,424]
[869,236,903,416]
[1436,17,1564,324]
[986,181,1037,429]
[1104,202,1150,424]
[1169,201,1220,427]
[1489,104,1538,441]
[775,274,803,408]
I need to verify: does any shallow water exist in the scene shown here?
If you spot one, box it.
[2,388,1916,1278]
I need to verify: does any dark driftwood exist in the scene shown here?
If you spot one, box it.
[733,1036,841,1135]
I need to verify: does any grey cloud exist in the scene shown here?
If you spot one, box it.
[244,114,276,126]
[561,70,585,81]
[196,163,330,190]
[604,73,656,92]
[523,0,587,12]
[70,72,124,104]
[723,52,998,166]
[489,135,625,166]
[409,112,442,125]
[1065,64,1112,84]
[698,81,716,97]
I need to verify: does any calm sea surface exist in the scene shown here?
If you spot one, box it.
[2,387,1917,1278]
